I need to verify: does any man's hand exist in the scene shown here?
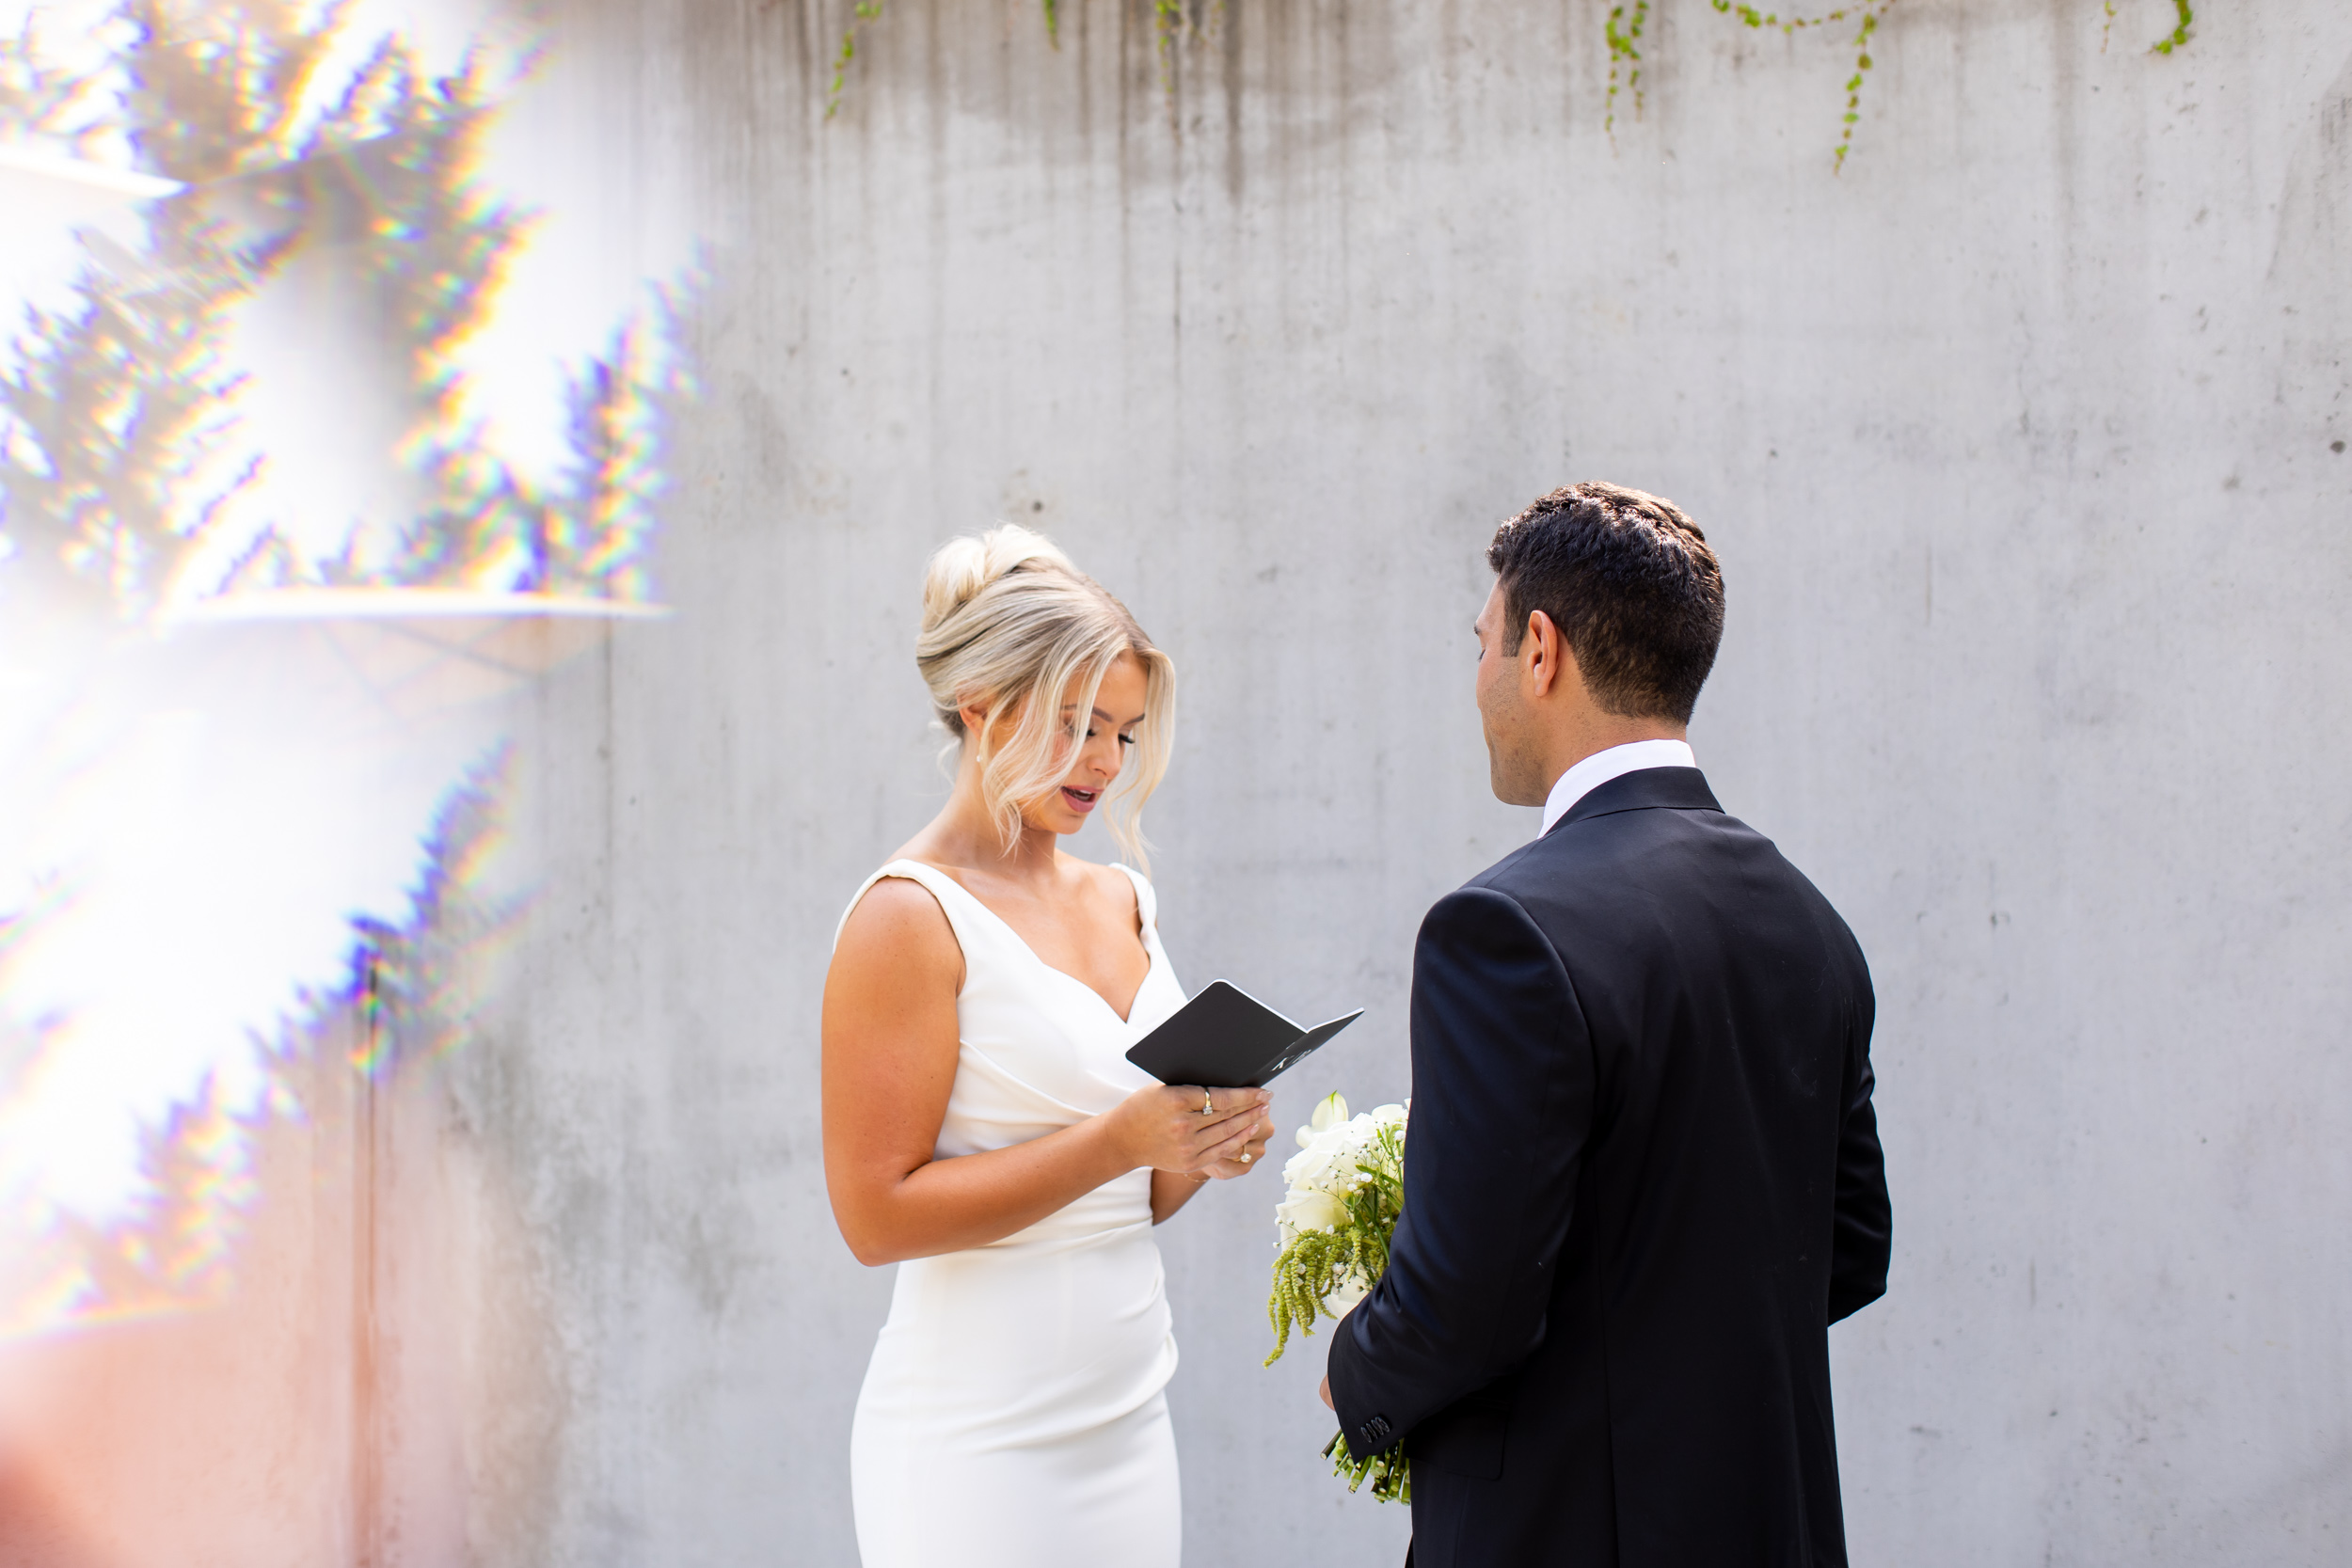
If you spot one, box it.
[1319,1375,1333,1411]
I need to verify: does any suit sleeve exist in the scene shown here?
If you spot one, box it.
[1826,970,1891,1324]
[1326,887,1593,1460]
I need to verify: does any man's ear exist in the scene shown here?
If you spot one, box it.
[1524,610,1565,699]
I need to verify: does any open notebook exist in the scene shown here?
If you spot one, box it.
[1123,980,1365,1089]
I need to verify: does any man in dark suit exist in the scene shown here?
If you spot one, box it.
[1323,483,1891,1566]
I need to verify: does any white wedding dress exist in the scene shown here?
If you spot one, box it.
[837,859,1189,1568]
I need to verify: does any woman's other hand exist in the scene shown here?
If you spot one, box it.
[1112,1085,1270,1177]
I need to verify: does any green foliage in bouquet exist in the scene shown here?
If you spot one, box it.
[1265,1093,1411,1503]
[1263,1117,1404,1366]
[1323,1426,1410,1506]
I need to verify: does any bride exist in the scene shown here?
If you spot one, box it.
[823,524,1274,1568]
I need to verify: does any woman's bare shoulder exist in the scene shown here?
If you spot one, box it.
[834,873,961,984]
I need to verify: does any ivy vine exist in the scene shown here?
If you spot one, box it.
[827,0,1213,118]
[2116,1,2197,55]
[1609,3,1900,171]
[1612,1,2195,170]
[827,0,886,119]
[827,0,2197,168]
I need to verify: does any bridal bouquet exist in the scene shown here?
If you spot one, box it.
[1264,1091,1410,1503]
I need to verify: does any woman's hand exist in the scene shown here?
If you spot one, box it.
[1200,1103,1276,1180]
[1110,1085,1271,1177]
[1140,1089,1277,1222]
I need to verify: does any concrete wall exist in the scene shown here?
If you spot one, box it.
[477,1,2352,1562]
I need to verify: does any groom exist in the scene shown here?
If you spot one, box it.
[1324,483,1891,1566]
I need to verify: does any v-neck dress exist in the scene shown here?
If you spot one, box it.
[835,859,1189,1568]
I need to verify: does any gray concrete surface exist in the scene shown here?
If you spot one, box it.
[469,1,2352,1561]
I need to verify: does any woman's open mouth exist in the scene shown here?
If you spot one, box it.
[1060,785,1100,814]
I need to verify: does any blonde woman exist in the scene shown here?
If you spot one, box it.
[823,525,1274,1568]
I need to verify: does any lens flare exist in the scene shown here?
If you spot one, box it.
[0,0,694,1557]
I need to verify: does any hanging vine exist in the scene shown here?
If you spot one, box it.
[1153,0,1187,95]
[828,1,2197,168]
[2104,2,2196,55]
[827,0,1208,117]
[1689,2,1907,173]
[826,0,886,119]
[2145,1,2195,55]
[1616,1,2192,167]
[1604,1,1649,139]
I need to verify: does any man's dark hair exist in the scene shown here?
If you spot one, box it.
[1486,482,1724,724]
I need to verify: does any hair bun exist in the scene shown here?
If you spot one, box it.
[919,523,1075,634]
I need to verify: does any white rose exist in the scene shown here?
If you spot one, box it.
[1282,1128,1359,1196]
[1275,1188,1349,1235]
[1333,1115,1390,1171]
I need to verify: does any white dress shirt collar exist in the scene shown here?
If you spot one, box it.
[1538,738,1698,838]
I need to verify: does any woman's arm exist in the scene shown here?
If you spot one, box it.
[823,878,1268,1266]
[1151,1169,1210,1224]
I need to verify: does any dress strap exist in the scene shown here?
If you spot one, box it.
[1110,863,1158,935]
[834,859,986,954]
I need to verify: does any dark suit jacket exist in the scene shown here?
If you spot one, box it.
[1327,768,1890,1567]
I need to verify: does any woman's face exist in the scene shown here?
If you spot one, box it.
[1025,652,1149,837]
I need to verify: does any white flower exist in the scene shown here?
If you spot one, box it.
[1275,1188,1349,1236]
[1266,1085,1407,1372]
[1295,1090,1348,1149]
[1335,1113,1393,1166]
[1282,1127,1359,1196]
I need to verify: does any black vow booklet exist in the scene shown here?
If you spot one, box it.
[1123,980,1365,1089]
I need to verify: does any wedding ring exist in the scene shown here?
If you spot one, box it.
[1200,1091,1216,1116]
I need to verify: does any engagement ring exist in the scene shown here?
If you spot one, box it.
[1240,1152,1252,1164]
[1200,1091,1215,1116]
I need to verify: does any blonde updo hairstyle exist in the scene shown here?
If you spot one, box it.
[916,524,1176,870]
